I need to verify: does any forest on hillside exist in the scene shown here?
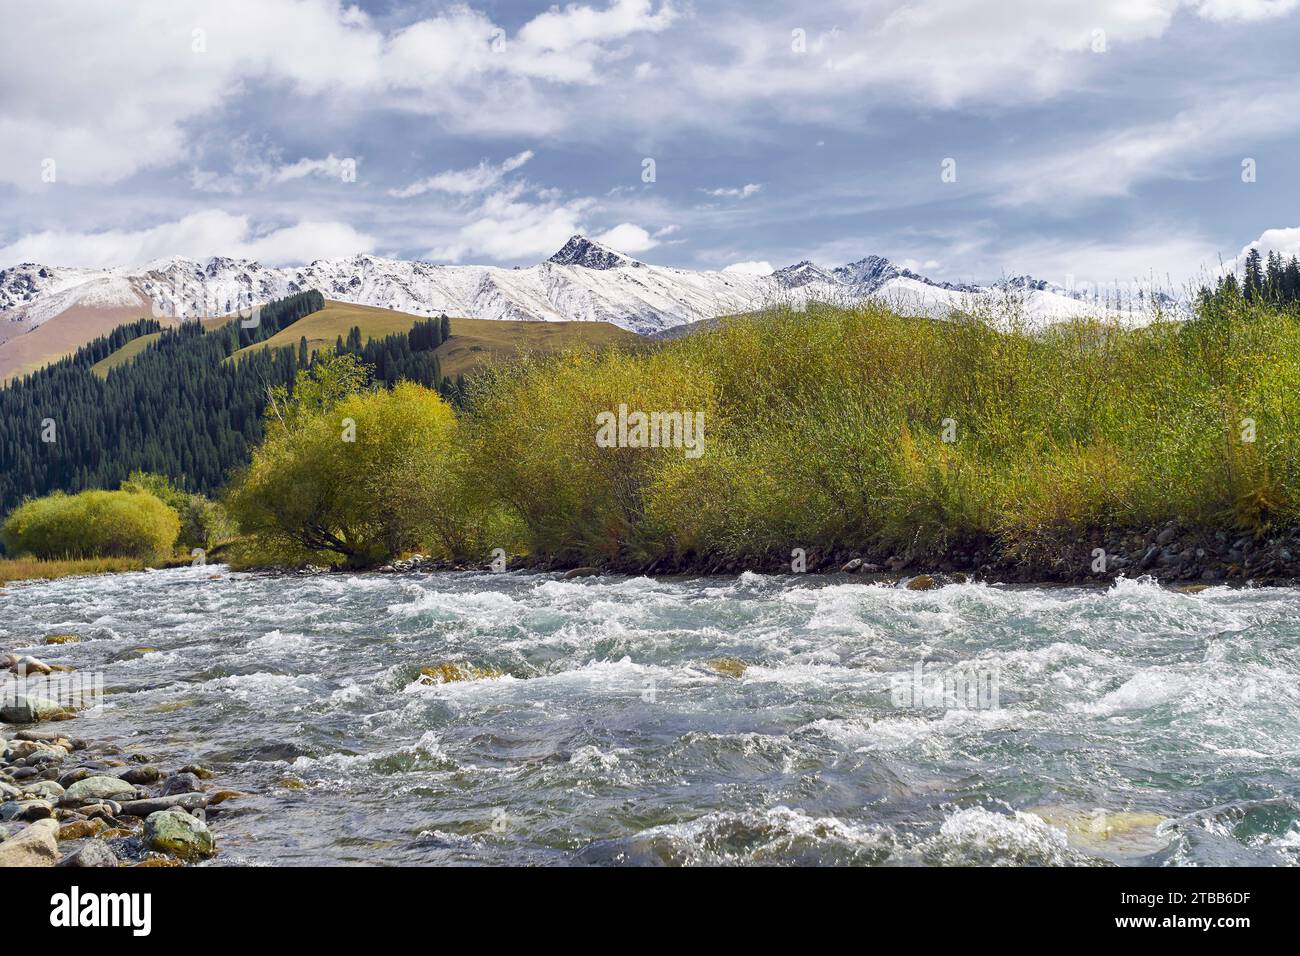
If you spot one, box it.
[0,291,451,514]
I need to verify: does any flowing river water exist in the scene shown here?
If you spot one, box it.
[3,567,1299,866]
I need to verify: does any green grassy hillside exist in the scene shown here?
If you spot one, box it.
[230,300,642,378]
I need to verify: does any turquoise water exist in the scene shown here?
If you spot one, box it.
[3,567,1299,865]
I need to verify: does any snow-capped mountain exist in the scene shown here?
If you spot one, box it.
[0,235,1172,346]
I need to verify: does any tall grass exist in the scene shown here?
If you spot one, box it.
[0,555,145,586]
[456,297,1300,567]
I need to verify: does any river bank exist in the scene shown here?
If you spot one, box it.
[1,647,241,867]
[353,519,1300,588]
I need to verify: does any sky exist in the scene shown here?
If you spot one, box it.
[1,0,1298,290]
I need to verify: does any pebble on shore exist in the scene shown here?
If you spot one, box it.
[1,646,236,868]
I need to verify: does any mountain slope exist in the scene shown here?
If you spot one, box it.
[2,235,1174,380]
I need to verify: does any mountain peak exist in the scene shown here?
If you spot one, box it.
[772,260,835,289]
[546,235,634,270]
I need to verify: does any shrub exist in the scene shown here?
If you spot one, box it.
[1,490,180,561]
[225,376,467,568]
[119,471,236,551]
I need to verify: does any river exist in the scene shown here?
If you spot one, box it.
[3,567,1298,865]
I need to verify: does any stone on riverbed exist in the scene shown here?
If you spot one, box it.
[0,818,59,866]
[417,663,503,684]
[0,799,54,822]
[117,766,163,785]
[159,772,201,797]
[58,818,106,841]
[705,658,748,678]
[23,780,65,800]
[58,839,118,868]
[1,696,70,724]
[144,808,215,860]
[905,574,937,591]
[63,775,138,803]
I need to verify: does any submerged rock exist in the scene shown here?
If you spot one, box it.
[905,574,937,591]
[43,634,80,645]
[561,566,599,579]
[705,658,748,678]
[144,808,215,860]
[58,818,107,841]
[417,663,503,684]
[1029,806,1172,860]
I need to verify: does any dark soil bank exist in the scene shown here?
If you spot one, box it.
[353,521,1300,587]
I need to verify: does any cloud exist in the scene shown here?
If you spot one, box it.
[992,87,1300,207]
[270,154,358,184]
[0,0,382,189]
[390,150,534,198]
[703,184,762,198]
[1235,225,1300,264]
[594,223,658,253]
[722,260,774,275]
[0,0,674,189]
[422,188,662,263]
[992,227,1224,289]
[1196,0,1299,20]
[425,190,596,263]
[0,210,374,268]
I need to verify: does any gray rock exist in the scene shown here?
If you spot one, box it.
[1156,527,1177,546]
[561,566,598,579]
[58,839,119,868]
[0,824,8,843]
[0,799,54,822]
[0,818,59,866]
[144,808,215,860]
[1139,545,1160,569]
[841,558,863,573]
[116,792,209,816]
[0,696,65,723]
[62,775,138,803]
[159,772,201,797]
[22,780,64,800]
[12,656,53,676]
[118,766,163,785]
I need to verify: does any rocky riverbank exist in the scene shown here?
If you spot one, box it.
[0,648,241,868]
[353,520,1300,587]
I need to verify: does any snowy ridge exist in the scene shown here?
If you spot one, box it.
[0,235,1174,338]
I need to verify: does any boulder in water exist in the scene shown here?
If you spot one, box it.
[417,663,503,684]
[705,658,748,678]
[144,808,215,860]
[62,775,137,803]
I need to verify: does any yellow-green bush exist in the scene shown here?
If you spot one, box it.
[1,489,180,561]
[225,379,468,568]
[448,298,1300,567]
